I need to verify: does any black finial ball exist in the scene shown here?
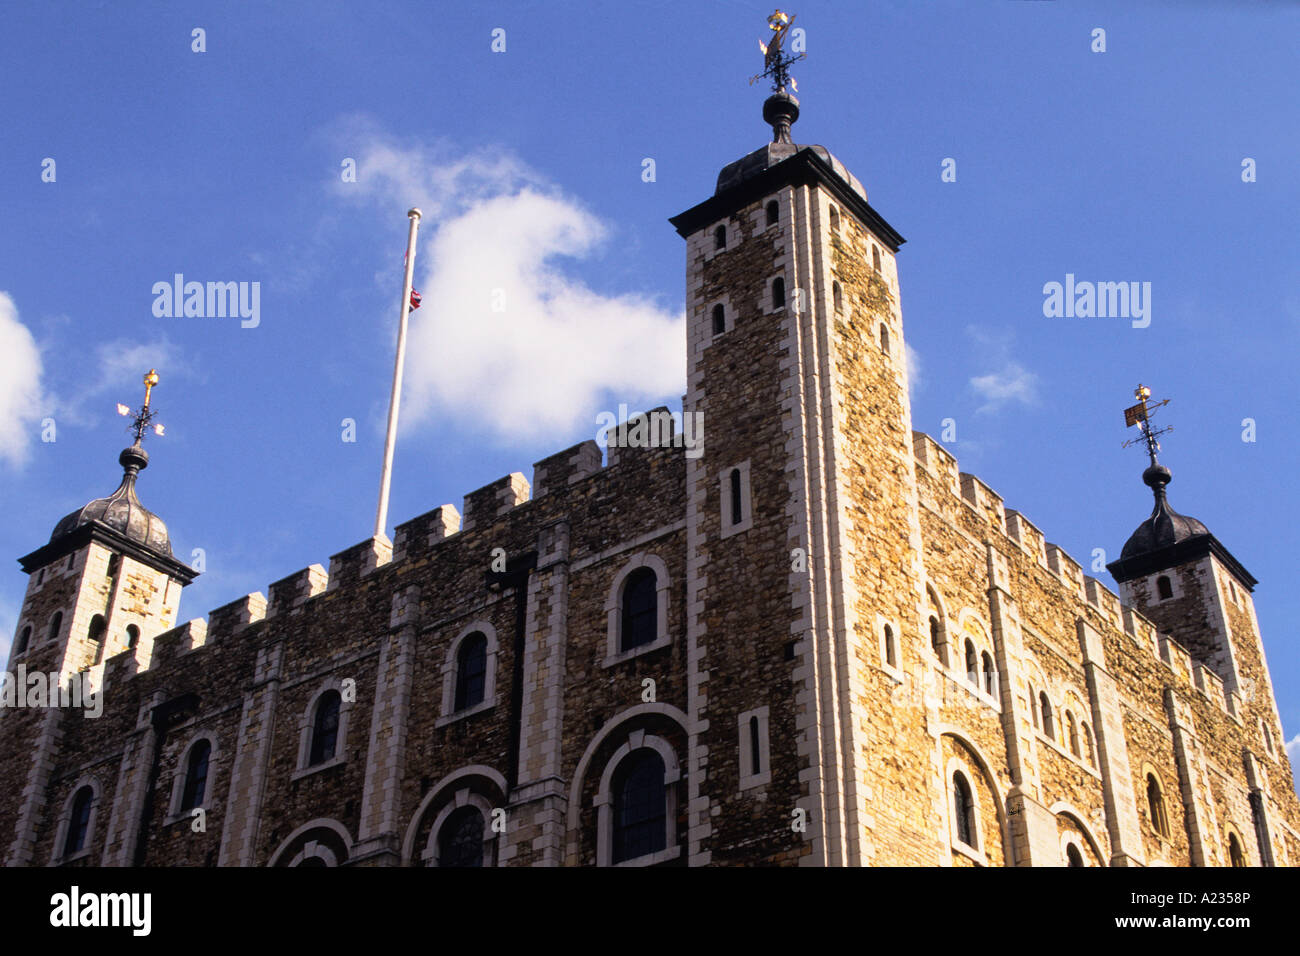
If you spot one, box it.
[1142,463,1171,488]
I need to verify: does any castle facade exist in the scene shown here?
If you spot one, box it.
[2,90,1297,867]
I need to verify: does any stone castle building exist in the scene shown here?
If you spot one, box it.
[2,89,1297,868]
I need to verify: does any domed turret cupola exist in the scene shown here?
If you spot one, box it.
[18,370,196,584]
[1106,385,1255,590]
[50,444,173,557]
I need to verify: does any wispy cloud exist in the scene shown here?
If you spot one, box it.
[1287,733,1300,796]
[967,326,1039,415]
[54,338,190,431]
[334,120,685,442]
[0,292,46,469]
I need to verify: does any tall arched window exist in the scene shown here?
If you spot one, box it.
[1066,844,1085,867]
[1156,575,1173,600]
[1146,774,1170,838]
[883,624,897,669]
[765,200,778,226]
[771,276,786,309]
[88,615,107,665]
[1066,711,1080,757]
[952,772,976,849]
[964,640,978,685]
[454,632,488,711]
[309,690,342,766]
[181,739,211,811]
[65,786,94,857]
[14,625,31,655]
[1082,721,1096,766]
[612,749,667,864]
[729,469,743,527]
[832,280,843,313]
[828,206,840,232]
[981,652,996,695]
[713,224,727,250]
[1039,692,1055,739]
[872,245,882,274]
[879,323,890,356]
[748,716,762,776]
[47,611,63,643]
[621,568,658,652]
[126,624,140,650]
[438,806,485,867]
[1227,832,1246,867]
[711,303,725,336]
[929,616,942,658]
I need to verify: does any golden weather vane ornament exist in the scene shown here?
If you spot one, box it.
[1121,383,1173,466]
[751,10,804,92]
[116,368,166,447]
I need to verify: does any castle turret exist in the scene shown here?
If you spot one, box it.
[1,370,196,865]
[1107,402,1295,866]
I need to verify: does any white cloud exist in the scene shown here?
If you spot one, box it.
[1287,734,1300,796]
[338,125,685,441]
[55,338,189,431]
[0,292,45,468]
[905,343,922,393]
[966,325,1039,415]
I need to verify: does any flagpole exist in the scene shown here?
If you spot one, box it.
[374,207,422,538]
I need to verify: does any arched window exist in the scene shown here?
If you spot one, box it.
[832,280,843,313]
[612,749,668,864]
[14,625,31,655]
[929,616,943,659]
[454,632,488,711]
[729,469,743,526]
[711,303,725,336]
[88,615,106,665]
[952,772,976,849]
[771,276,786,309]
[1156,575,1173,600]
[65,786,94,857]
[438,806,485,868]
[964,640,978,685]
[180,739,211,811]
[748,716,762,776]
[765,200,778,226]
[621,568,658,652]
[713,224,727,250]
[981,652,996,695]
[126,624,140,650]
[1039,692,1054,739]
[47,611,63,644]
[1082,721,1096,766]
[828,206,840,232]
[872,245,882,274]
[1227,832,1246,867]
[1146,774,1170,838]
[883,624,897,669]
[879,323,890,356]
[1066,711,1080,757]
[309,690,342,766]
[1066,843,1085,867]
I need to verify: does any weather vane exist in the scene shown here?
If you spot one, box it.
[116,369,166,447]
[750,10,804,93]
[1121,383,1172,466]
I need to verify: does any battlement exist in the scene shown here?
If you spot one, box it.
[533,440,603,498]
[392,504,461,562]
[207,592,268,641]
[461,473,530,532]
[267,564,328,617]
[605,406,677,468]
[327,535,392,590]
[909,429,1248,715]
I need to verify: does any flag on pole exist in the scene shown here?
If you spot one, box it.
[409,289,422,310]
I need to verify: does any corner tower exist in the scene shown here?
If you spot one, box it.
[1,370,196,865]
[1107,388,1298,865]
[671,44,934,863]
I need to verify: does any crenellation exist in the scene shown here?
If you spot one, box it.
[1045,544,1084,599]
[532,440,603,498]
[328,535,392,590]
[206,592,268,641]
[267,564,328,617]
[460,473,530,532]
[959,473,1005,533]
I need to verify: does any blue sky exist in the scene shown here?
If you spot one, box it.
[2,1,1297,782]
